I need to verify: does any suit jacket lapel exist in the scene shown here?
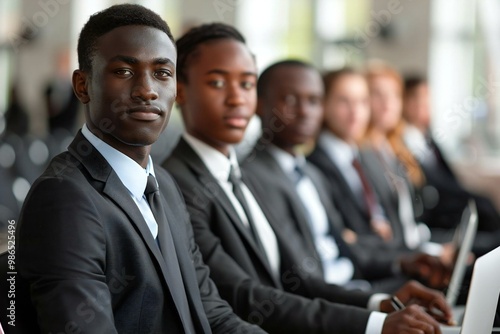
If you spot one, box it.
[103,175,166,266]
[157,183,210,333]
[68,132,190,321]
[359,149,400,219]
[174,138,277,282]
[253,148,319,254]
[253,147,362,277]
[311,147,369,216]
[68,132,164,263]
[430,137,455,178]
[305,165,359,269]
[359,149,408,248]
[305,165,345,232]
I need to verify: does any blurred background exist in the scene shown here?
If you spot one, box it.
[1,0,500,245]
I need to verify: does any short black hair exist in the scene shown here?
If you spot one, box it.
[176,23,246,83]
[77,4,174,73]
[404,75,427,96]
[257,60,315,98]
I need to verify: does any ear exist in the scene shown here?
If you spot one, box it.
[72,70,90,104]
[255,97,265,119]
[176,81,186,105]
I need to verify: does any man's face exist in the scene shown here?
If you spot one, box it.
[323,74,370,143]
[403,83,430,131]
[259,66,323,149]
[178,39,257,153]
[74,25,177,150]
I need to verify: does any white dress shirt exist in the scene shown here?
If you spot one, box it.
[268,145,355,285]
[82,124,158,239]
[268,145,388,334]
[183,133,281,276]
[402,125,437,168]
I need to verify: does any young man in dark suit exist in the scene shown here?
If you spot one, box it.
[163,23,452,333]
[15,5,263,333]
[307,69,401,245]
[403,76,500,255]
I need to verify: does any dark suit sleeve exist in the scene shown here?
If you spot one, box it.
[348,240,411,280]
[243,171,375,307]
[17,177,117,333]
[169,168,371,334]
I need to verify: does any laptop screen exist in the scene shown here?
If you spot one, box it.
[441,245,500,333]
[460,245,500,333]
[446,199,477,307]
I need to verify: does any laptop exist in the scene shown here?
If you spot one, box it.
[446,199,478,307]
[441,244,500,333]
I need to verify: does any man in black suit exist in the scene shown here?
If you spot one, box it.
[163,24,451,333]
[15,5,263,333]
[403,76,500,255]
[307,69,402,245]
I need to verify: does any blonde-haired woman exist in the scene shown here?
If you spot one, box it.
[362,61,444,257]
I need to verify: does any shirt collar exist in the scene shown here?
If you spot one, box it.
[183,132,240,182]
[404,124,427,147]
[268,145,307,177]
[318,131,358,166]
[81,124,155,200]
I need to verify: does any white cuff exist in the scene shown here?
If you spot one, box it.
[364,311,387,334]
[420,241,444,256]
[367,293,391,311]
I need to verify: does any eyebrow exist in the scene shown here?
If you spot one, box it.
[109,55,174,66]
[206,69,257,77]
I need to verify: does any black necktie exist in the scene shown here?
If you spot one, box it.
[145,174,196,334]
[293,164,305,185]
[227,166,267,255]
